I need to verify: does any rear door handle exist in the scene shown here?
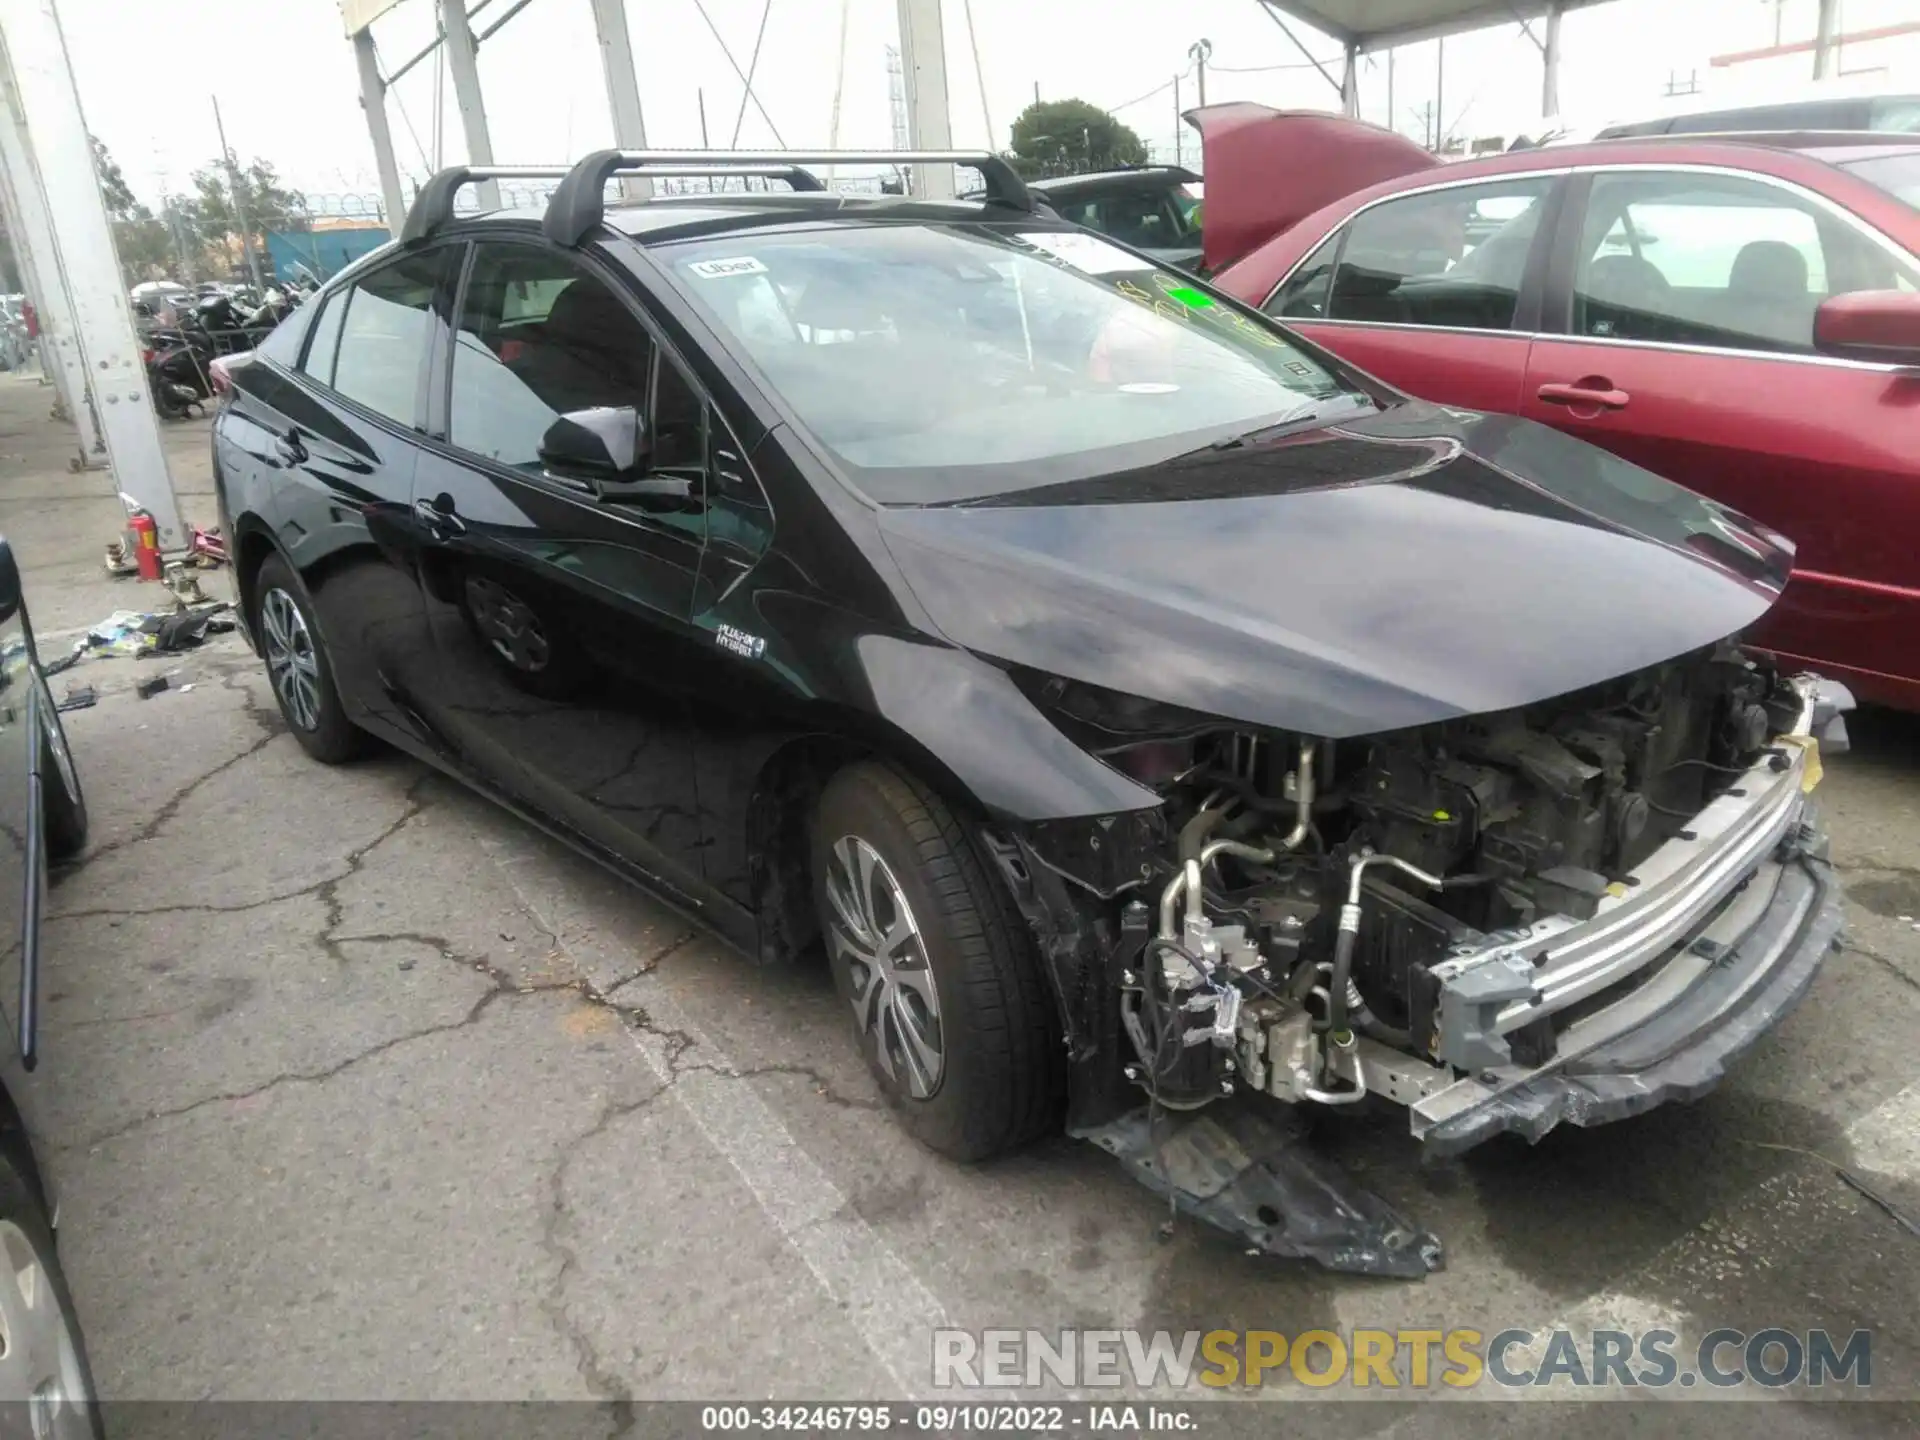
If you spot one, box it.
[1536,380,1630,410]
[414,493,465,538]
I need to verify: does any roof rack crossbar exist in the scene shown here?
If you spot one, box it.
[542,148,1034,246]
[399,166,575,246]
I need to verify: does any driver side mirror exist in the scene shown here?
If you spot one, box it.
[1814,290,1920,367]
[537,406,695,510]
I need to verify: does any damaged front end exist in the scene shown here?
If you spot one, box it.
[987,651,1851,1278]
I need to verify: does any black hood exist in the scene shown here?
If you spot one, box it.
[878,403,1792,739]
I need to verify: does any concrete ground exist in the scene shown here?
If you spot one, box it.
[2,371,1917,1431]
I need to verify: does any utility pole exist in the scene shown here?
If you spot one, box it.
[1173,72,1182,166]
[212,97,262,289]
[698,88,710,147]
[1387,48,1396,135]
[1189,38,1211,109]
[1434,37,1446,152]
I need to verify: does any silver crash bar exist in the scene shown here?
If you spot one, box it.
[1422,678,1818,1073]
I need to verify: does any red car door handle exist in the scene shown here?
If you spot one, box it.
[1537,380,1630,410]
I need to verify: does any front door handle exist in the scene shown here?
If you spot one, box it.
[272,428,308,465]
[1536,379,1630,410]
[414,493,465,538]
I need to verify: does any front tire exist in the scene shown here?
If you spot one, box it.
[252,554,368,763]
[35,670,85,862]
[0,1145,104,1437]
[812,761,1061,1161]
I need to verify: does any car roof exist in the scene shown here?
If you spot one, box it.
[1441,129,1920,180]
[478,190,1049,247]
[1028,166,1203,196]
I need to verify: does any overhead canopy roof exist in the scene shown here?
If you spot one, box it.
[1257,0,1616,52]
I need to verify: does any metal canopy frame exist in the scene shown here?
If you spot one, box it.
[1256,0,1617,121]
[0,0,182,538]
[344,0,651,233]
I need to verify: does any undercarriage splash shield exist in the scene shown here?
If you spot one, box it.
[1079,1105,1443,1279]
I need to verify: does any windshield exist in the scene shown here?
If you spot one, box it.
[1842,152,1920,210]
[663,223,1371,504]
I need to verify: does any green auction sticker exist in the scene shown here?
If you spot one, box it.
[1165,286,1214,309]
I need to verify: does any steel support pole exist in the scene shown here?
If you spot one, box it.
[0,0,182,539]
[1813,0,1839,79]
[895,0,954,200]
[1541,2,1563,120]
[0,89,91,461]
[1340,41,1359,117]
[588,0,651,201]
[439,0,499,210]
[353,29,408,234]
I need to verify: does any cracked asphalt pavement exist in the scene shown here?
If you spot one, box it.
[5,375,1919,1428]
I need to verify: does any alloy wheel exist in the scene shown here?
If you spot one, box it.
[259,587,322,732]
[0,1221,92,1439]
[824,835,945,1098]
[465,577,551,673]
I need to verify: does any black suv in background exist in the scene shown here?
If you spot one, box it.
[1022,165,1205,272]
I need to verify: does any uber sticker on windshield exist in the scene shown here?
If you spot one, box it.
[688,256,768,280]
[1018,232,1151,275]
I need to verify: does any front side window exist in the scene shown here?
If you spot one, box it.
[1266,230,1341,320]
[663,223,1371,505]
[330,251,448,424]
[1318,178,1552,332]
[449,244,656,470]
[1572,171,1920,354]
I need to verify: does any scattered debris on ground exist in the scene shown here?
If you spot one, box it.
[56,684,96,713]
[44,602,236,678]
[134,675,168,700]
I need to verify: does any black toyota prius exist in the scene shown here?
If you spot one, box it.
[213,150,1849,1275]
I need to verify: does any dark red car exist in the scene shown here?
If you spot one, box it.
[1203,107,1920,710]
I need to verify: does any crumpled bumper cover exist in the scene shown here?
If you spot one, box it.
[1414,837,1842,1160]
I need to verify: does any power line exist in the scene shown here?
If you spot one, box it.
[1210,58,1335,73]
[1104,62,1193,116]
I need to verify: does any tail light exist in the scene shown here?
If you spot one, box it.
[141,347,155,366]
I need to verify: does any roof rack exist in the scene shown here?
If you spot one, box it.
[541,148,1034,247]
[399,161,832,246]
[400,167,572,246]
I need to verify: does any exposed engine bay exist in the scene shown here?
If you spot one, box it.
[1012,646,1828,1130]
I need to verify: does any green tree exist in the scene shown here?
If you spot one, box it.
[90,135,174,284]
[1006,99,1148,179]
[184,155,309,279]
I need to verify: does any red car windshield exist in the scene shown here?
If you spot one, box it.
[1841,152,1920,210]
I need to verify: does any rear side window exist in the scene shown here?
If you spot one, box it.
[299,289,347,386]
[330,251,449,425]
[448,243,656,470]
[1315,178,1552,332]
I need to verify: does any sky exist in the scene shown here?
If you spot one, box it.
[54,0,1917,215]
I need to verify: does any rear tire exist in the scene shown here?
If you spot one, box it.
[812,761,1062,1161]
[252,554,369,764]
